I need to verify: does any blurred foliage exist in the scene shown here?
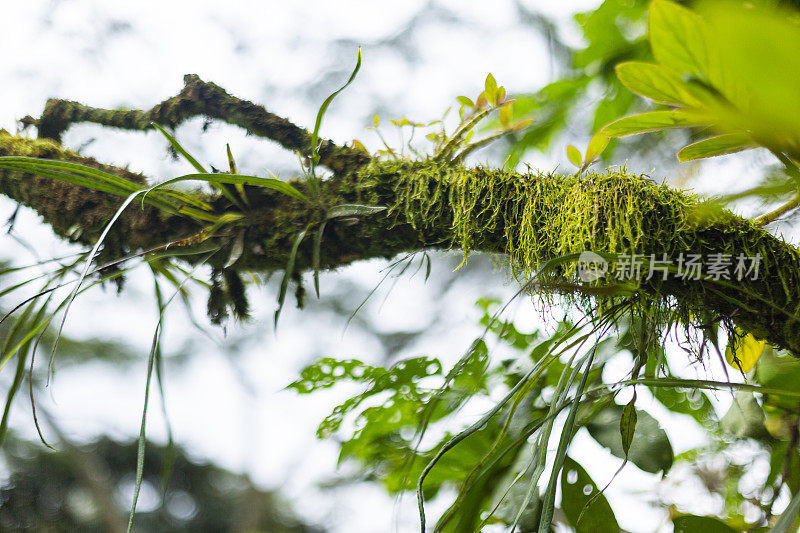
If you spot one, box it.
[0,434,322,533]
[505,0,658,167]
[597,1,800,162]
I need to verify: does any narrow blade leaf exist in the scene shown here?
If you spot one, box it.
[602,110,705,138]
[677,133,753,162]
[327,204,386,219]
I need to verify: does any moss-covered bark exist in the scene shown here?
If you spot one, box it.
[2,74,800,356]
[1,132,799,354]
[28,75,368,175]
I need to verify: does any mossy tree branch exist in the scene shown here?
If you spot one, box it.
[24,74,370,175]
[1,79,800,357]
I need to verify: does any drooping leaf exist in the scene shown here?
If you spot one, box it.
[720,391,768,439]
[620,396,637,457]
[756,347,800,410]
[327,204,387,219]
[456,96,474,108]
[274,226,309,327]
[146,172,309,203]
[312,221,326,298]
[672,515,738,533]
[615,61,707,106]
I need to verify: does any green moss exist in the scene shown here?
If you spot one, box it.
[357,158,800,355]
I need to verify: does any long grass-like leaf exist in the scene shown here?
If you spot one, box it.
[0,160,192,217]
[226,143,249,207]
[128,253,214,532]
[150,123,251,210]
[146,172,308,203]
[312,221,326,298]
[149,270,175,495]
[275,226,309,327]
[151,123,208,174]
[537,342,602,532]
[770,488,800,532]
[47,187,155,378]
[0,157,142,192]
[0,295,50,446]
[326,204,386,219]
[309,48,362,173]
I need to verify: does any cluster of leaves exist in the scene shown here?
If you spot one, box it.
[595,0,800,162]
[504,0,654,168]
[364,73,533,165]
[295,294,800,531]
[561,0,800,226]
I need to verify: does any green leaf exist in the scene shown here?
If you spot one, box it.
[327,204,387,219]
[561,456,619,533]
[499,103,512,129]
[620,397,637,457]
[311,48,362,167]
[566,145,582,167]
[312,221,326,298]
[584,131,610,164]
[457,96,474,108]
[586,405,673,474]
[147,172,308,203]
[151,123,207,174]
[615,61,708,107]
[226,143,237,174]
[720,391,767,439]
[275,226,309,327]
[649,0,709,77]
[677,133,754,162]
[226,143,249,206]
[602,110,704,138]
[756,348,800,410]
[672,515,737,533]
[484,73,498,106]
[0,157,140,193]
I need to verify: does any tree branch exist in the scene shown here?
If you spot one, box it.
[2,98,800,357]
[25,74,370,175]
